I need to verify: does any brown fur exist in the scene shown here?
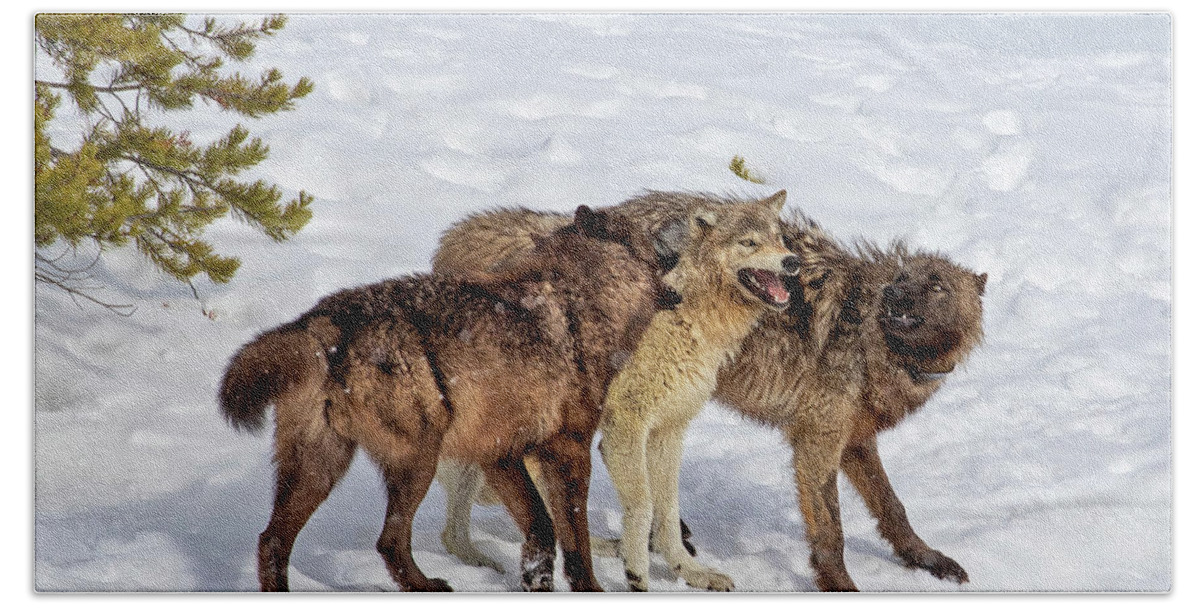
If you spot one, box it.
[713,212,986,590]
[219,206,676,592]
[433,203,986,592]
[433,190,768,277]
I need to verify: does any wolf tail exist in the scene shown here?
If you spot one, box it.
[219,325,326,434]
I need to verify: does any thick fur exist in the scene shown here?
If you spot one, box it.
[433,191,798,591]
[712,212,987,590]
[219,206,676,593]
[432,204,986,592]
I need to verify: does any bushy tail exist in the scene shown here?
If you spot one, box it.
[219,326,324,434]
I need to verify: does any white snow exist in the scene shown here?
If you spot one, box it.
[31,12,1171,594]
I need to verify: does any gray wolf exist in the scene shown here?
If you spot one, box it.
[709,213,986,590]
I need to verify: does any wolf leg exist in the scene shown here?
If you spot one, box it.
[591,438,688,559]
[598,423,654,591]
[258,415,356,592]
[789,429,857,591]
[533,436,603,591]
[646,425,734,591]
[481,458,557,591]
[438,460,505,572]
[841,437,968,583]
[375,454,451,592]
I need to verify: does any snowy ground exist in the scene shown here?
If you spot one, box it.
[32,13,1171,593]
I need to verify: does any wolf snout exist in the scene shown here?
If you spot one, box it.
[882,285,914,309]
[781,255,801,275]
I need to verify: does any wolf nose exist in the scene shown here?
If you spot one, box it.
[883,285,912,306]
[781,255,801,275]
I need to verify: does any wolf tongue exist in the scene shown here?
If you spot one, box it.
[760,272,789,304]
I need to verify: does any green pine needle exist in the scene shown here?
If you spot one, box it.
[35,13,314,313]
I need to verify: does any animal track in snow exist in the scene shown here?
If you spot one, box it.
[322,71,373,104]
[863,159,956,198]
[979,140,1034,192]
[538,135,583,166]
[952,126,990,151]
[419,152,511,193]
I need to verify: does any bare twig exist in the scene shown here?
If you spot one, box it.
[34,269,136,316]
[35,249,137,316]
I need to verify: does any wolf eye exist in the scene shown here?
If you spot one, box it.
[808,269,831,289]
[739,239,759,248]
[930,283,944,293]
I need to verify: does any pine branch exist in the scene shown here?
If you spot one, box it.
[35,14,313,314]
[36,80,142,94]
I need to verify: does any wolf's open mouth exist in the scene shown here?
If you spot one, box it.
[880,304,924,331]
[738,268,790,309]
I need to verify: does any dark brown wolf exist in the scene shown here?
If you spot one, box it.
[219,206,679,593]
[432,204,986,592]
[711,214,987,590]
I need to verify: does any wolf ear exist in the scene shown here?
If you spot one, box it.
[651,218,688,268]
[762,189,787,213]
[653,218,687,253]
[974,272,988,295]
[574,205,608,239]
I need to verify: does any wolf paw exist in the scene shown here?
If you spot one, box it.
[901,548,969,584]
[522,566,555,592]
[410,578,453,592]
[589,536,621,558]
[679,566,734,592]
[625,569,648,592]
[814,572,858,592]
[445,545,505,573]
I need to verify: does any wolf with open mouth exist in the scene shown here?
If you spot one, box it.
[594,190,798,592]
